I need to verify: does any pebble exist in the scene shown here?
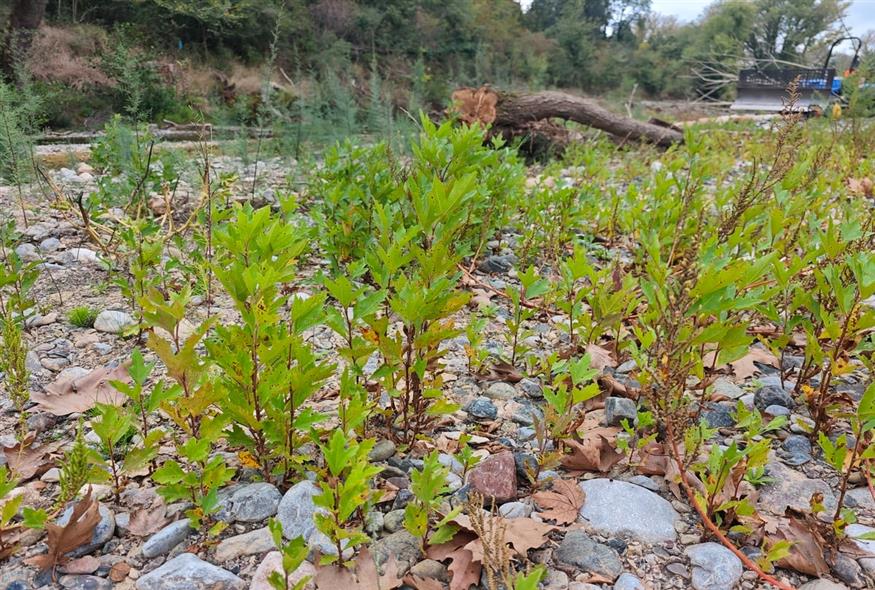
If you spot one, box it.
[60,247,104,267]
[93,310,135,334]
[58,575,112,590]
[467,451,517,503]
[41,468,61,483]
[14,243,40,262]
[39,237,61,252]
[465,396,498,420]
[369,439,396,461]
[578,479,679,543]
[383,509,405,532]
[216,483,281,523]
[846,524,875,555]
[830,553,865,588]
[754,385,794,411]
[135,553,244,590]
[364,511,384,534]
[477,255,515,274]
[613,573,646,590]
[701,403,734,429]
[275,480,335,555]
[554,530,623,581]
[142,520,192,558]
[764,404,791,417]
[409,559,449,582]
[371,530,421,575]
[603,397,637,427]
[685,542,743,590]
[518,378,543,398]
[781,434,812,466]
[711,378,744,399]
[214,527,275,562]
[485,382,516,400]
[499,501,532,519]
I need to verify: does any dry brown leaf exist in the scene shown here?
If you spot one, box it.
[585,344,617,370]
[502,517,558,554]
[704,346,778,381]
[315,563,356,590]
[532,479,584,525]
[770,515,830,576]
[26,488,101,574]
[315,550,403,590]
[426,530,478,561]
[560,429,623,472]
[477,359,523,383]
[848,177,874,197]
[3,438,65,480]
[126,497,168,537]
[447,547,481,590]
[403,575,444,590]
[355,548,404,590]
[32,363,131,416]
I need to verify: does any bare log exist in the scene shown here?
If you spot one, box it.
[451,87,684,148]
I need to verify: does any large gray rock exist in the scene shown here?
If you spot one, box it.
[58,504,115,557]
[93,310,135,334]
[554,530,623,581]
[276,480,334,555]
[142,520,193,558]
[217,483,281,523]
[685,543,743,590]
[135,553,244,590]
[214,526,275,562]
[798,580,849,590]
[578,479,679,544]
[846,523,875,555]
[758,461,836,517]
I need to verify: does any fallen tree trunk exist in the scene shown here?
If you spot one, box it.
[451,87,684,149]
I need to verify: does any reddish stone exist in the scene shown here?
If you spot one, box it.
[466,451,517,503]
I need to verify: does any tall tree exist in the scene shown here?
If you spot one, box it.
[0,0,49,83]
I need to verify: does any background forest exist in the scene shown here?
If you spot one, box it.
[0,0,873,131]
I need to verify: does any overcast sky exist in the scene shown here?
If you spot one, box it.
[649,0,875,36]
[516,1,875,36]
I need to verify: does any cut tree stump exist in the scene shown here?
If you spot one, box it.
[451,87,684,150]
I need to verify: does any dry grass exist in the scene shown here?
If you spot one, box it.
[27,25,114,89]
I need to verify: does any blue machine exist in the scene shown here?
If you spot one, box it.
[731,37,863,113]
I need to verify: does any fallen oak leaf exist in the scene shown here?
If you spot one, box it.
[356,548,404,590]
[560,428,623,472]
[447,546,481,590]
[426,530,478,561]
[3,438,65,480]
[704,345,778,382]
[125,496,168,537]
[532,479,585,525]
[26,488,101,576]
[585,344,617,371]
[32,363,131,416]
[403,575,444,590]
[501,517,559,554]
[477,359,523,383]
[770,514,830,577]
